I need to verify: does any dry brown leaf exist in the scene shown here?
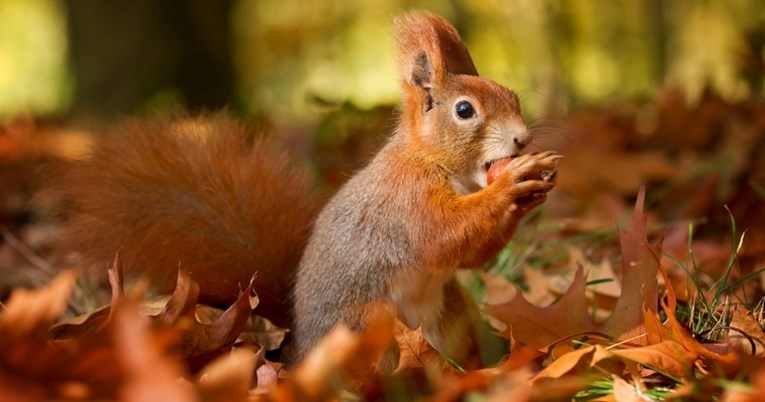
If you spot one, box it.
[532,345,616,383]
[197,348,257,402]
[50,260,261,370]
[0,270,104,401]
[656,257,743,375]
[255,360,282,391]
[196,306,288,352]
[154,268,201,327]
[274,303,396,401]
[429,369,497,402]
[114,302,196,402]
[545,247,621,320]
[533,341,693,398]
[495,346,542,377]
[583,255,621,314]
[49,254,124,339]
[152,269,259,368]
[49,304,111,339]
[240,318,288,352]
[0,269,77,338]
[602,187,660,345]
[485,188,663,354]
[484,368,534,402]
[643,307,672,345]
[611,375,646,402]
[0,270,194,401]
[612,341,696,381]
[484,266,597,351]
[521,265,557,306]
[394,321,442,372]
[728,305,765,357]
[479,272,517,336]
[720,358,765,401]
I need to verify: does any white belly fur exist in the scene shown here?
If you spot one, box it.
[388,267,452,351]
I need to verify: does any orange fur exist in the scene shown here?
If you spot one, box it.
[46,113,319,328]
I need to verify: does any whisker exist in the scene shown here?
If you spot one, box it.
[516,88,549,104]
[528,116,576,142]
[525,143,544,152]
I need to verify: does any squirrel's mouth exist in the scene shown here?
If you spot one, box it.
[483,154,518,172]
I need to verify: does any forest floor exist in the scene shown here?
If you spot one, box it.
[1,88,765,401]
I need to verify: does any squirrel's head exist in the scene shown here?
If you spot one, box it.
[393,11,530,193]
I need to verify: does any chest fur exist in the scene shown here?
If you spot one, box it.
[388,267,452,329]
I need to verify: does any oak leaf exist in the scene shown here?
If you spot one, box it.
[484,266,597,350]
[394,321,442,372]
[484,187,660,353]
[601,187,660,345]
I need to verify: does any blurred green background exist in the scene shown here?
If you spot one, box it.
[0,0,763,123]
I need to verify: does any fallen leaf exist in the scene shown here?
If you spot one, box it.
[728,305,765,357]
[196,306,288,352]
[532,345,617,383]
[521,265,557,306]
[0,270,192,401]
[154,268,201,327]
[720,358,765,401]
[50,254,124,339]
[114,302,196,402]
[0,269,77,338]
[484,266,597,351]
[394,322,442,372]
[197,347,257,402]
[656,254,743,375]
[274,302,396,401]
[255,359,282,390]
[485,188,664,354]
[612,375,646,402]
[612,341,696,381]
[152,270,259,369]
[602,187,660,345]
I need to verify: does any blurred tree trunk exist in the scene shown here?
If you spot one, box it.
[63,0,235,117]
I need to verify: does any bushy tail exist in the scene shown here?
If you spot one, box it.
[45,113,320,327]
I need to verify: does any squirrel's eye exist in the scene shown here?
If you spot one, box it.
[455,101,476,119]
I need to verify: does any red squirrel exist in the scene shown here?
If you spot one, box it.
[47,11,559,365]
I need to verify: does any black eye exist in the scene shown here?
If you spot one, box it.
[455,101,476,119]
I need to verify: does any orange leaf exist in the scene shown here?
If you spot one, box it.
[533,345,617,383]
[643,307,671,345]
[656,254,743,375]
[0,269,78,339]
[197,348,257,402]
[613,341,696,381]
[113,303,195,402]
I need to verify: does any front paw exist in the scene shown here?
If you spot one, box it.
[492,152,558,214]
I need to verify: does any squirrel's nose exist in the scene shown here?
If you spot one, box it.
[513,128,531,150]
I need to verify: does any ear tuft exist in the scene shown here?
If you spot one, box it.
[393,11,477,90]
[411,51,433,89]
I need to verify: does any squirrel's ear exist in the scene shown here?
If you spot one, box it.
[393,11,477,91]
